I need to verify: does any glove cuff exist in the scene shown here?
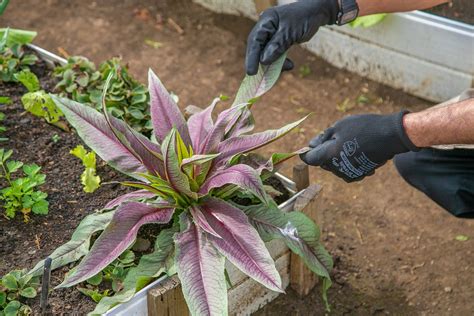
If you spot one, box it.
[395,110,420,152]
[322,0,341,25]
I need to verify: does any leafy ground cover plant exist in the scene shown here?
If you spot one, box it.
[0,111,7,142]
[70,145,101,193]
[0,28,38,83]
[0,269,39,316]
[54,56,151,135]
[0,149,49,221]
[37,54,332,315]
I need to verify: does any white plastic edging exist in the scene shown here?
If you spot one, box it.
[194,0,474,102]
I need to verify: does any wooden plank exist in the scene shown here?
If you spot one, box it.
[228,252,290,315]
[290,183,323,296]
[147,275,189,316]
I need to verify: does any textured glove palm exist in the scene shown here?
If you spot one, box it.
[245,0,339,75]
[300,111,419,182]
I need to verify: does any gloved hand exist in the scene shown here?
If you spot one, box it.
[300,111,420,182]
[245,0,340,75]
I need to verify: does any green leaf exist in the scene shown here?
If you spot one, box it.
[14,70,40,92]
[31,199,49,215]
[455,235,469,241]
[0,291,6,305]
[0,28,36,46]
[1,274,18,290]
[0,96,12,105]
[86,273,103,286]
[6,161,23,174]
[19,287,36,298]
[0,0,10,16]
[22,164,40,176]
[350,14,387,28]
[70,145,101,193]
[3,300,20,316]
[21,91,63,123]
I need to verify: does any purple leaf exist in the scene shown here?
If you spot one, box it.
[100,73,166,178]
[51,95,147,179]
[225,107,255,139]
[187,98,219,153]
[189,205,221,238]
[200,103,248,154]
[161,129,195,198]
[200,164,268,203]
[216,116,307,166]
[58,202,174,288]
[148,69,191,146]
[174,214,227,316]
[200,198,283,293]
[104,190,160,209]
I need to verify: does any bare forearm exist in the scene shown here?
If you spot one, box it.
[357,0,449,16]
[403,98,474,147]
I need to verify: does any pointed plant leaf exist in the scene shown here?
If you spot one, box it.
[187,98,219,152]
[190,205,221,238]
[101,72,165,178]
[233,53,287,106]
[161,129,195,198]
[91,225,178,314]
[104,190,157,209]
[28,211,115,277]
[240,200,333,299]
[52,95,147,180]
[200,198,283,293]
[148,69,191,146]
[174,213,228,316]
[200,164,268,204]
[216,116,308,166]
[58,202,175,288]
[200,103,249,155]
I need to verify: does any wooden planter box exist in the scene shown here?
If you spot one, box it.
[193,0,474,103]
[29,46,324,315]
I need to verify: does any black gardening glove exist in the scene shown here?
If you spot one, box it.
[246,0,340,75]
[300,111,419,182]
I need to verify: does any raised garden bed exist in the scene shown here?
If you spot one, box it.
[194,0,474,102]
[1,43,330,315]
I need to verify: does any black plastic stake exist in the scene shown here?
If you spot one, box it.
[40,257,52,315]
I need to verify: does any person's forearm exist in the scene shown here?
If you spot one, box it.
[403,98,474,148]
[357,0,449,16]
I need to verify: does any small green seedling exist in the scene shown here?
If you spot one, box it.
[0,112,7,142]
[78,250,136,303]
[51,134,61,144]
[70,145,101,193]
[0,269,39,316]
[0,28,38,83]
[298,64,311,78]
[0,149,49,221]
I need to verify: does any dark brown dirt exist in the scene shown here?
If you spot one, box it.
[0,59,134,314]
[2,0,474,315]
[425,0,474,24]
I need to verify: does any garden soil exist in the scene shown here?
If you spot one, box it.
[425,0,474,24]
[1,0,473,315]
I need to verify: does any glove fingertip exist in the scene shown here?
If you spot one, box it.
[282,58,294,72]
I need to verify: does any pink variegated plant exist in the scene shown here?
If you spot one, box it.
[45,55,332,315]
